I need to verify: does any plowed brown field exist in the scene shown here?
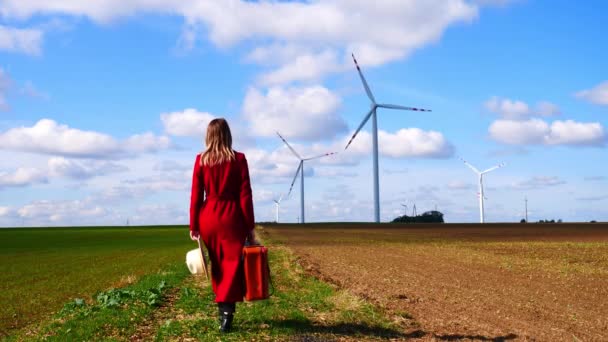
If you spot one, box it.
[265,223,608,341]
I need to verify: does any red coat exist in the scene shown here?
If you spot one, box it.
[189,151,255,302]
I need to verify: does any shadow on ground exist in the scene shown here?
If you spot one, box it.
[433,333,518,341]
[269,318,422,340]
[268,319,518,341]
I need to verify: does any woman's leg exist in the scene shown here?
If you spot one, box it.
[217,302,235,314]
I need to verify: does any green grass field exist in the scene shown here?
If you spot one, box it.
[0,226,193,336]
[1,225,402,341]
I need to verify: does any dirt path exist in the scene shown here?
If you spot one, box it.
[267,225,608,341]
[129,286,181,341]
[129,275,207,342]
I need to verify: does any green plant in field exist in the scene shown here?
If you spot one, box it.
[56,279,170,320]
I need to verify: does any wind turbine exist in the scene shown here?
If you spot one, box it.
[344,53,431,223]
[273,195,283,223]
[524,196,528,223]
[460,158,505,223]
[401,204,408,216]
[277,132,336,224]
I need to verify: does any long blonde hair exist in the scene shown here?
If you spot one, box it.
[200,118,235,166]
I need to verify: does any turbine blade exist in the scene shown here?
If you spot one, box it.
[276,132,302,160]
[304,151,337,161]
[377,103,432,112]
[482,163,506,174]
[459,157,480,174]
[287,162,303,198]
[352,53,376,104]
[344,107,374,150]
[278,194,283,203]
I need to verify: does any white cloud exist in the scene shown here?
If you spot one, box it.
[329,128,453,159]
[489,118,548,145]
[161,108,215,137]
[0,119,171,158]
[183,1,477,61]
[257,50,342,86]
[153,160,189,172]
[313,168,358,178]
[0,68,11,111]
[447,180,475,190]
[536,101,561,116]
[159,109,253,149]
[548,120,605,146]
[489,119,606,146]
[576,195,608,202]
[0,167,47,188]
[0,1,164,23]
[123,132,170,153]
[0,1,480,82]
[246,43,311,66]
[472,0,515,5]
[121,173,189,192]
[510,176,566,190]
[243,86,346,140]
[95,185,150,202]
[378,128,454,158]
[132,204,187,225]
[17,199,107,224]
[252,188,275,205]
[484,96,560,119]
[242,147,303,184]
[575,81,608,105]
[48,157,128,179]
[255,126,454,170]
[485,96,530,119]
[0,24,43,55]
[0,206,11,217]
[0,157,127,188]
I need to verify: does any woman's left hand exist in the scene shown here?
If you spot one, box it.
[190,230,200,241]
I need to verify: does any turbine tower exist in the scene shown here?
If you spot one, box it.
[460,158,505,223]
[401,204,408,216]
[524,196,528,223]
[277,132,336,224]
[273,195,283,223]
[344,53,431,223]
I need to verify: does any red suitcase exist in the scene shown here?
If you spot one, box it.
[242,245,270,301]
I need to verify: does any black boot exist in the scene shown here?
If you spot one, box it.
[217,302,235,333]
[219,311,234,333]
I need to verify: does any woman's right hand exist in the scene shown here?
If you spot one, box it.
[246,230,259,245]
[190,230,200,241]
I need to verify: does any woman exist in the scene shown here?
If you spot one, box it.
[189,118,256,333]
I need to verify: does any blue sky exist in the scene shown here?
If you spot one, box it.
[1,0,607,226]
